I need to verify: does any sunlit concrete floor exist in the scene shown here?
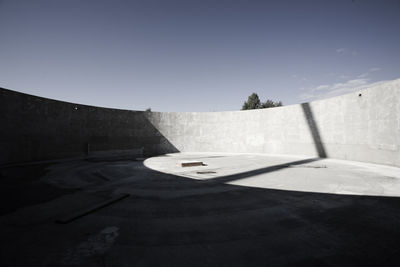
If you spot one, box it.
[145,153,400,197]
[1,153,400,266]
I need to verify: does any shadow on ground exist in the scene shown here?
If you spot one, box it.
[1,157,400,267]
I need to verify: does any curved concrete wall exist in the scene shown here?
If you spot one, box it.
[0,88,177,164]
[1,79,399,166]
[147,79,400,167]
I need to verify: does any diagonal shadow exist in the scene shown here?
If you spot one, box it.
[3,156,400,266]
[301,103,327,158]
[204,158,320,184]
[0,87,179,165]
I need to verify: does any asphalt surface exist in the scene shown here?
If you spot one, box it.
[1,153,400,266]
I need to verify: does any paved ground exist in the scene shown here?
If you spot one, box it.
[1,153,400,266]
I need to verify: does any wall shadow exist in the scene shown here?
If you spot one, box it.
[2,158,400,266]
[0,87,179,165]
[301,103,327,158]
[205,158,320,184]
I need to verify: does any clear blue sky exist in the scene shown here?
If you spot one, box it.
[1,0,399,111]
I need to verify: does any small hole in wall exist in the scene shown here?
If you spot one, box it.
[358,93,362,97]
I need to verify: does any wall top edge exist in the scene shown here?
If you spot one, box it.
[1,78,399,115]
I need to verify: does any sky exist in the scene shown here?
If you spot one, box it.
[0,0,399,112]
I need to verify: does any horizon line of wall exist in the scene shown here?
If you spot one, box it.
[1,79,399,167]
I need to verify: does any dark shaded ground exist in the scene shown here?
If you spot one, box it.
[1,159,400,266]
[0,164,77,215]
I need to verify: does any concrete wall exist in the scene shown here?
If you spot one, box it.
[0,88,177,164]
[1,79,399,166]
[147,79,400,167]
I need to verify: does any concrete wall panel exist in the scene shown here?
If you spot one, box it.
[148,79,400,167]
[0,89,178,164]
[1,79,399,166]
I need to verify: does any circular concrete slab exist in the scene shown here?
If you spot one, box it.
[144,153,400,197]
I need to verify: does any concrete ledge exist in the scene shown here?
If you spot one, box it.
[55,193,130,224]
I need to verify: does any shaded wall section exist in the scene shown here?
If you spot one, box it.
[148,79,400,167]
[0,88,178,165]
[1,79,399,167]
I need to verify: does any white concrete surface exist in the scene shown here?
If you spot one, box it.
[144,153,400,197]
[147,79,400,167]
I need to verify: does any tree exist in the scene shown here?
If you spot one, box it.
[262,99,282,108]
[242,93,262,110]
[241,93,283,110]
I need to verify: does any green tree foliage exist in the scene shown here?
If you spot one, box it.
[242,93,262,110]
[242,93,283,110]
[262,99,282,108]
